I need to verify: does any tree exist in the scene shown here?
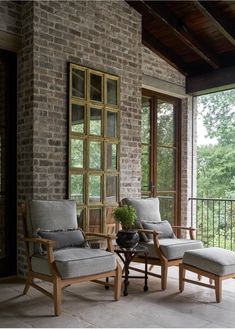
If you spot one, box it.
[196,89,235,250]
[197,89,235,145]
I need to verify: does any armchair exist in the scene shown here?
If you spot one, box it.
[121,197,203,290]
[21,200,122,316]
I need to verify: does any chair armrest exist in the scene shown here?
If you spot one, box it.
[171,226,196,231]
[22,237,56,247]
[171,226,196,239]
[138,229,159,236]
[85,232,114,252]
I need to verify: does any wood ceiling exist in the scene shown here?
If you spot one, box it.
[126,0,235,94]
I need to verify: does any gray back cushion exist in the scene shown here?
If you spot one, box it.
[36,228,86,252]
[122,197,161,223]
[27,200,78,238]
[141,220,176,240]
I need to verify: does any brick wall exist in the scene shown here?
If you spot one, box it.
[0,0,21,36]
[31,0,142,201]
[142,45,185,87]
[0,0,197,276]
[16,0,142,275]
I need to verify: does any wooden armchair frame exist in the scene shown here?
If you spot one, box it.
[21,203,122,316]
[129,226,197,290]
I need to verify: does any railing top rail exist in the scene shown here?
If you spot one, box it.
[189,197,235,202]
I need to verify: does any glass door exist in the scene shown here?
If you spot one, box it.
[0,49,17,277]
[141,90,181,225]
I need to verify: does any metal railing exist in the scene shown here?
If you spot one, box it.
[189,197,235,251]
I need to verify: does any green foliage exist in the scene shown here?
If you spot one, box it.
[113,205,137,231]
[198,90,235,145]
[197,89,235,250]
[197,144,235,198]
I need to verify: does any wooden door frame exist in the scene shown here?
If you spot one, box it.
[142,89,182,226]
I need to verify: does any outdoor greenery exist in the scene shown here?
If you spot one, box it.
[197,89,235,250]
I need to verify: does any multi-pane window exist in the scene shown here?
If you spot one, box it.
[141,90,181,225]
[69,64,120,233]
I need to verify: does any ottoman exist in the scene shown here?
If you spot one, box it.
[179,247,235,302]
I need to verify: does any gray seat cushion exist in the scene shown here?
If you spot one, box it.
[183,247,235,276]
[31,248,116,279]
[140,239,203,260]
[122,197,161,223]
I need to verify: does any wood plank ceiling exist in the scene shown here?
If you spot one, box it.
[126,0,235,94]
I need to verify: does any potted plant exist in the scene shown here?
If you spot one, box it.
[113,205,139,249]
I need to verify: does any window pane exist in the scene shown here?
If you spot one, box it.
[71,104,85,133]
[77,208,85,227]
[89,208,102,233]
[107,79,117,105]
[107,111,117,138]
[157,147,175,190]
[89,141,101,169]
[89,176,101,203]
[106,143,117,170]
[72,68,85,98]
[158,194,175,224]
[71,139,83,168]
[90,108,102,135]
[105,176,117,203]
[70,174,84,203]
[157,101,175,146]
[141,96,150,143]
[105,207,116,235]
[90,73,102,102]
[141,145,150,192]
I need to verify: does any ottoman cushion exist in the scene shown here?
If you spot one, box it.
[183,247,235,276]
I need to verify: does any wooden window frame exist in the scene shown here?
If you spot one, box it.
[68,63,120,234]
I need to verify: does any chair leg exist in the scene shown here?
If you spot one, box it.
[179,264,185,292]
[161,262,168,290]
[215,277,222,303]
[23,272,32,295]
[114,262,122,301]
[53,277,62,316]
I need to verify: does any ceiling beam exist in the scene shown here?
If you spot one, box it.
[141,0,220,69]
[186,66,235,95]
[195,1,235,47]
[142,29,188,75]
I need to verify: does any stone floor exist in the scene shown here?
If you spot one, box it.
[0,265,235,328]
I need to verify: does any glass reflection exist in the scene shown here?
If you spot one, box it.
[141,96,150,144]
[107,79,117,105]
[89,141,101,169]
[70,174,84,203]
[157,147,175,190]
[106,143,117,170]
[71,139,83,168]
[89,208,102,233]
[158,195,175,225]
[89,176,101,203]
[71,104,84,133]
[107,111,117,138]
[90,74,102,102]
[141,145,150,192]
[72,68,85,98]
[90,108,101,135]
[157,101,175,146]
[105,176,117,203]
